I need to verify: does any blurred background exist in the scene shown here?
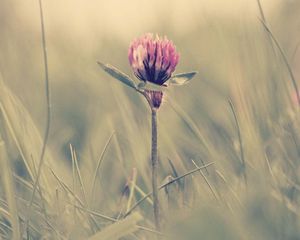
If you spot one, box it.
[0,0,300,239]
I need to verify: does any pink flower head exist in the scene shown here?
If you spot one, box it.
[128,33,179,85]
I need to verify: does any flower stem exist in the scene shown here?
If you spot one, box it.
[151,109,161,231]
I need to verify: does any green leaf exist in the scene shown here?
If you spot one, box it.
[169,71,198,85]
[138,81,167,91]
[137,81,147,90]
[97,61,137,90]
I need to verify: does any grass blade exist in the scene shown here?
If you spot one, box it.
[87,212,142,240]
[91,131,115,201]
[0,140,21,240]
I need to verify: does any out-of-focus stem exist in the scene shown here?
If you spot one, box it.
[151,108,161,231]
[25,0,51,237]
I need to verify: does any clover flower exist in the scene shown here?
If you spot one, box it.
[98,34,196,231]
[128,33,179,86]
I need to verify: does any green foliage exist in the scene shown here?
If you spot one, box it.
[97,62,137,90]
[137,80,167,91]
[169,71,198,85]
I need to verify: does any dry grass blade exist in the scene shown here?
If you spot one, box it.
[228,99,247,185]
[25,0,52,236]
[256,3,300,105]
[73,205,163,236]
[27,0,52,213]
[71,144,77,222]
[191,160,219,201]
[126,168,137,213]
[70,144,88,204]
[0,100,34,181]
[50,168,100,230]
[0,73,54,201]
[87,212,142,240]
[169,100,212,151]
[292,40,300,63]
[215,170,242,207]
[124,162,215,216]
[0,207,11,226]
[91,131,115,201]
[134,185,153,205]
[0,140,21,240]
[29,155,49,225]
[70,144,99,232]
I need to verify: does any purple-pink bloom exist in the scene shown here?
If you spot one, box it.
[128,33,179,86]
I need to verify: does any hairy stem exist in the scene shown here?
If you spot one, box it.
[151,109,161,231]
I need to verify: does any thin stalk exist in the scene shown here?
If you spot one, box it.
[91,131,115,202]
[151,109,161,231]
[72,204,165,236]
[26,0,51,236]
[256,0,300,105]
[228,100,247,185]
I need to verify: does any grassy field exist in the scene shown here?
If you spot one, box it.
[0,0,300,239]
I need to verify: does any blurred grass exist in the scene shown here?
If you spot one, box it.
[0,0,300,239]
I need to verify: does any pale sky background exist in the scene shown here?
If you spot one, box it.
[10,0,282,43]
